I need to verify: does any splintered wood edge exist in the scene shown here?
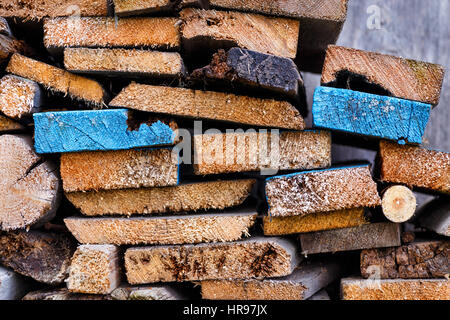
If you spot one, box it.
[381,185,416,223]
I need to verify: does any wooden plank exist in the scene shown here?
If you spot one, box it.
[190,47,304,100]
[68,245,121,295]
[360,241,449,279]
[193,130,331,175]
[418,198,450,237]
[180,8,299,59]
[6,54,106,106]
[110,284,187,300]
[0,0,108,18]
[64,211,257,245]
[65,179,255,216]
[299,223,401,254]
[0,115,24,132]
[109,83,305,130]
[60,148,179,192]
[34,109,177,154]
[0,230,76,284]
[201,259,343,300]
[0,75,41,120]
[0,135,60,231]
[266,165,381,217]
[64,48,185,79]
[23,288,109,300]
[263,208,368,236]
[321,45,445,106]
[0,267,29,300]
[125,237,301,283]
[43,17,180,52]
[312,86,431,144]
[341,277,450,300]
[381,185,416,223]
[378,140,450,194]
[113,0,176,16]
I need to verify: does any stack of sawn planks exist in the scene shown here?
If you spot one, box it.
[0,0,448,301]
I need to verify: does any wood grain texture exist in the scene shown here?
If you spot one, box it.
[341,277,450,300]
[0,267,29,300]
[312,86,431,144]
[68,245,121,295]
[418,197,450,237]
[180,8,299,59]
[0,0,108,18]
[125,237,301,283]
[201,259,343,300]
[265,165,381,217]
[360,241,449,279]
[110,284,187,300]
[109,83,305,130]
[322,45,445,106]
[43,17,180,51]
[0,115,23,132]
[263,208,368,235]
[0,135,60,231]
[378,140,450,194]
[381,185,416,223]
[65,179,255,216]
[64,212,257,245]
[0,230,76,284]
[64,48,185,78]
[0,75,41,120]
[299,223,401,254]
[60,148,178,192]
[193,130,331,175]
[113,0,176,16]
[6,54,106,106]
[33,109,176,153]
[0,34,30,64]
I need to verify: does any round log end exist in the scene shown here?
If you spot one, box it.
[382,185,416,223]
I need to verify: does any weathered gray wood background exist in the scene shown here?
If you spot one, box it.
[303,0,449,165]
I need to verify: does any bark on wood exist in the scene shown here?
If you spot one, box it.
[0,266,30,300]
[110,285,187,300]
[64,48,185,79]
[341,277,450,300]
[0,75,41,120]
[378,140,450,194]
[201,259,343,300]
[299,223,401,254]
[60,148,179,192]
[360,241,449,279]
[113,0,177,16]
[312,86,431,144]
[0,0,108,18]
[65,179,255,216]
[193,131,331,175]
[0,134,60,231]
[109,83,305,130]
[34,109,177,153]
[6,54,106,106]
[64,211,257,245]
[263,208,368,236]
[23,288,109,300]
[322,45,445,106]
[265,165,381,217]
[68,245,121,295]
[418,197,450,237]
[180,8,299,59]
[381,185,416,223]
[43,17,180,52]
[125,237,301,284]
[0,115,24,132]
[0,230,76,284]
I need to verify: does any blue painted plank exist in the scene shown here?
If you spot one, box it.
[33,109,176,154]
[312,86,431,144]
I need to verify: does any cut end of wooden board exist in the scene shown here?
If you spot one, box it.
[266,165,381,217]
[0,75,41,120]
[381,185,416,223]
[65,179,256,216]
[113,0,176,16]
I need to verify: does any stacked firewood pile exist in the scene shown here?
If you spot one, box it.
[0,0,448,301]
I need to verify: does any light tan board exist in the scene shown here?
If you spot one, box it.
[64,212,257,245]
[180,8,299,59]
[109,83,305,130]
[60,148,178,192]
[68,245,121,295]
[66,179,255,216]
[266,165,381,217]
[341,277,450,300]
[321,45,445,105]
[125,237,301,283]
[193,131,331,175]
[6,54,106,106]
